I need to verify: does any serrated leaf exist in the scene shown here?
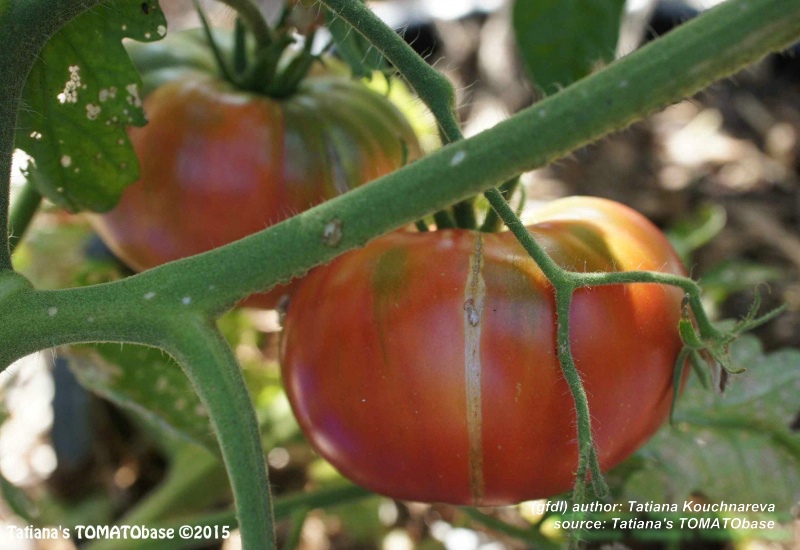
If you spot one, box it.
[15,0,167,213]
[65,344,219,454]
[623,335,800,511]
[512,0,625,94]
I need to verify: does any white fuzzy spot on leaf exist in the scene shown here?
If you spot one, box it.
[86,103,101,120]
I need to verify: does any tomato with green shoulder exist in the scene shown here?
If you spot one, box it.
[280,196,686,505]
[90,29,422,308]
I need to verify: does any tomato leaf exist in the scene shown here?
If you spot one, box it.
[14,0,167,213]
[512,0,626,94]
[623,335,800,511]
[699,260,785,306]
[65,344,219,455]
[666,203,727,264]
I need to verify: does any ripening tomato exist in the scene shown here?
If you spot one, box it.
[280,196,686,505]
[89,34,422,308]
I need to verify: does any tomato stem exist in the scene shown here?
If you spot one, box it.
[480,177,521,232]
[208,0,323,98]
[158,319,277,549]
[554,286,610,501]
[8,181,42,256]
[283,508,309,550]
[669,348,692,424]
[316,0,480,230]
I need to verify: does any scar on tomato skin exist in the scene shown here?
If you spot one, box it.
[322,218,343,247]
[464,233,486,504]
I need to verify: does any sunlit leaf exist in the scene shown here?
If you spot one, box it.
[512,0,625,94]
[15,0,166,213]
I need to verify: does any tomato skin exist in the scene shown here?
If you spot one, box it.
[90,70,421,308]
[280,197,686,505]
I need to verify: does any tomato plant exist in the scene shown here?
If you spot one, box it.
[3,0,798,548]
[281,196,686,505]
[89,31,422,308]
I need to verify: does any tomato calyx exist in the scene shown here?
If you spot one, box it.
[194,0,324,99]
[670,291,786,420]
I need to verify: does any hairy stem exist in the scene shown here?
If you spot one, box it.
[319,0,462,142]
[319,0,480,226]
[481,178,520,233]
[555,287,608,499]
[0,0,795,354]
[0,280,275,548]
[8,182,42,256]
[160,318,275,549]
[483,189,606,497]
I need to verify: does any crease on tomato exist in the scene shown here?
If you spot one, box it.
[464,232,486,505]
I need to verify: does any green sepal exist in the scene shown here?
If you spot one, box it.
[679,318,705,349]
[669,347,691,425]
